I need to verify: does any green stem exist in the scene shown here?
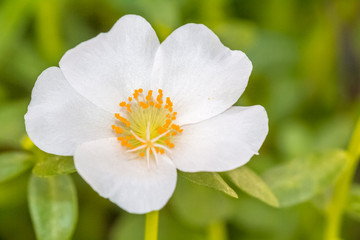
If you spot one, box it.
[207,221,227,240]
[145,211,159,240]
[324,117,360,240]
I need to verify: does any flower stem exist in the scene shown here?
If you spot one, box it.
[207,221,227,240]
[145,210,159,240]
[324,117,360,240]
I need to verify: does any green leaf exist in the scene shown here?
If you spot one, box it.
[0,0,33,58]
[0,100,28,148]
[35,0,64,63]
[28,174,78,240]
[348,118,360,159]
[109,210,206,240]
[0,151,33,183]
[179,171,238,198]
[33,154,76,177]
[263,150,349,207]
[171,177,234,227]
[346,184,360,221]
[225,166,279,207]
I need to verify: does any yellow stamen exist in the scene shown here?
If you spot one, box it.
[112,89,183,165]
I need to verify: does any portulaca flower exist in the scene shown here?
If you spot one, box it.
[25,15,268,214]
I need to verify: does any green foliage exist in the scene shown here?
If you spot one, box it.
[170,177,234,227]
[28,174,78,240]
[348,118,360,159]
[33,154,76,177]
[225,166,279,207]
[110,210,206,240]
[0,151,33,183]
[0,100,28,148]
[34,0,64,63]
[346,184,360,221]
[263,150,349,207]
[0,0,359,239]
[0,0,33,59]
[179,171,238,198]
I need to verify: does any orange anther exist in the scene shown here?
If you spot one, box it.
[133,92,139,99]
[166,97,173,106]
[140,102,149,109]
[114,127,123,134]
[171,124,180,131]
[126,104,131,112]
[163,119,172,128]
[166,141,174,148]
[115,113,130,127]
[156,90,163,103]
[114,89,182,153]
[157,126,166,134]
[146,90,153,101]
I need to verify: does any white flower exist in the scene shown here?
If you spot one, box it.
[25,15,268,214]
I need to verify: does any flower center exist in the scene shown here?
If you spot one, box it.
[111,89,183,166]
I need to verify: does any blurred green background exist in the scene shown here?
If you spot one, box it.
[0,0,360,239]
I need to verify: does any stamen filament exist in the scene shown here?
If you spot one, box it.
[153,143,172,154]
[113,89,182,166]
[151,130,171,143]
[146,147,150,168]
[126,145,147,153]
[146,121,151,141]
[130,130,146,143]
[151,147,158,165]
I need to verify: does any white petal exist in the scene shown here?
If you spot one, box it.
[172,106,268,172]
[25,67,115,156]
[60,15,160,112]
[74,138,177,214]
[151,24,252,125]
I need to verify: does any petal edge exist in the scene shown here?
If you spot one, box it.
[74,138,177,214]
[151,23,252,125]
[171,106,268,172]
